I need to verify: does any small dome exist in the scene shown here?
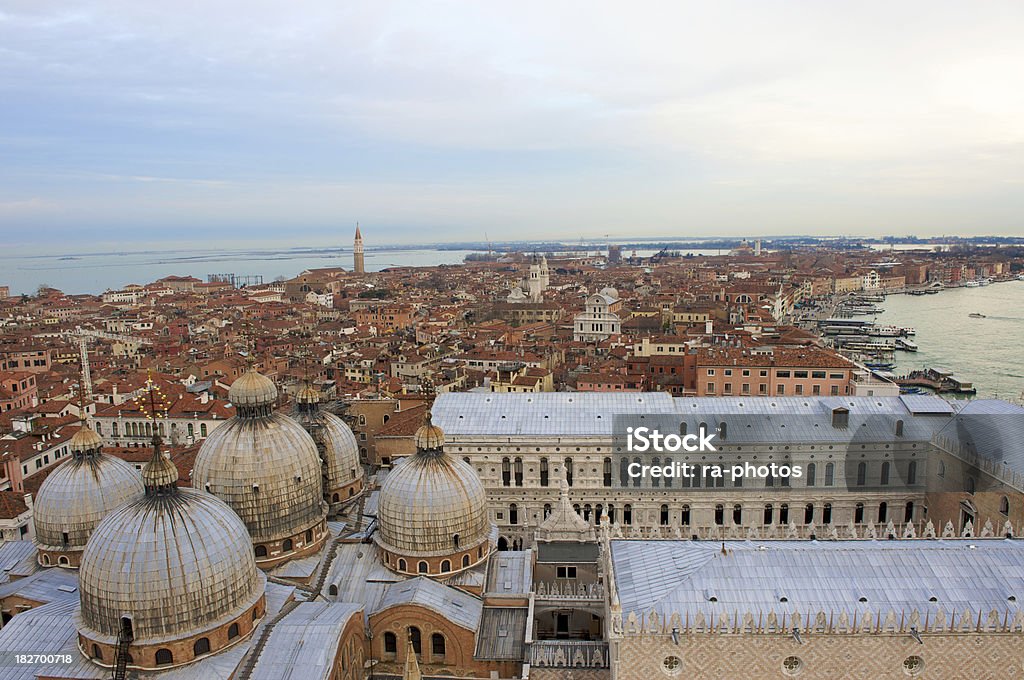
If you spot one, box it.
[295,384,321,405]
[229,368,278,408]
[376,416,489,557]
[292,400,362,498]
[69,424,103,453]
[33,454,144,553]
[413,413,445,451]
[78,487,265,644]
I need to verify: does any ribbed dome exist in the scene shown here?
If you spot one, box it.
[33,454,145,553]
[69,424,103,453]
[229,368,278,408]
[193,413,327,544]
[413,412,445,451]
[77,487,265,643]
[292,399,362,495]
[375,448,489,556]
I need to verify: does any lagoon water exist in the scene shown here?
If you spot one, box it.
[873,281,1024,400]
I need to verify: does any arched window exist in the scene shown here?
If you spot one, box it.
[733,504,742,525]
[714,504,724,526]
[305,529,313,543]
[441,560,451,572]
[855,503,865,524]
[679,421,688,436]
[564,457,573,486]
[228,623,239,639]
[823,503,833,524]
[543,503,552,519]
[698,422,708,438]
[660,504,669,526]
[409,627,422,654]
[664,457,673,488]
[804,503,814,524]
[907,461,917,485]
[718,422,727,440]
[333,493,340,502]
[880,462,890,486]
[501,458,511,486]
[619,457,629,486]
[187,423,194,437]
[603,457,612,487]
[384,632,397,654]
[540,457,549,487]
[452,534,460,550]
[282,538,293,552]
[878,502,888,523]
[431,633,446,657]
[595,504,603,526]
[200,423,207,437]
[509,503,519,525]
[856,462,867,486]
[418,561,428,574]
[905,501,915,523]
[680,505,690,526]
[514,457,523,486]
[58,555,69,566]
[329,584,338,596]
[806,463,816,487]
[583,504,592,521]
[155,649,173,666]
[462,554,470,568]
[398,559,407,572]
[895,419,904,437]
[824,462,835,486]
[624,504,633,525]
[358,415,367,426]
[194,638,211,656]
[607,504,616,524]
[651,457,661,488]
[764,504,773,525]
[632,457,641,488]
[779,504,789,524]
[1001,497,1010,516]
[255,545,267,558]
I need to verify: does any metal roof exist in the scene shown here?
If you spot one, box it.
[249,602,363,680]
[611,539,1024,624]
[474,607,528,661]
[374,576,482,631]
[485,550,533,596]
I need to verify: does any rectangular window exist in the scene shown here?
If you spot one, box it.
[795,384,804,395]
[723,383,732,394]
[776,370,791,378]
[760,370,768,377]
[794,371,808,379]
[706,382,716,393]
[759,383,767,394]
[707,369,715,376]
[742,383,750,394]
[742,369,750,377]
[812,371,826,379]
[776,385,785,395]
[556,566,578,579]
[724,369,732,376]
[829,373,845,379]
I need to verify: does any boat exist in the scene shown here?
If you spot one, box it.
[909,289,928,296]
[895,338,918,352]
[924,289,939,294]
[969,313,986,319]
[899,386,924,394]
[964,280,981,288]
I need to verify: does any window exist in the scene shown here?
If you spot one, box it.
[804,503,814,524]
[384,632,397,654]
[556,566,578,579]
[228,623,239,639]
[431,633,446,657]
[779,504,789,524]
[462,554,470,568]
[398,559,407,571]
[1001,497,1010,516]
[806,463,816,487]
[907,461,917,485]
[812,371,826,379]
[660,504,669,525]
[714,504,724,526]
[540,457,549,486]
[509,504,519,525]
[156,649,173,666]
[905,501,915,523]
[564,457,573,486]
[418,561,428,574]
[733,504,742,525]
[880,461,890,486]
[624,504,633,525]
[823,503,832,524]
[282,538,293,552]
[794,371,808,379]
[514,457,523,486]
[441,560,451,572]
[776,370,791,378]
[603,457,612,487]
[681,504,690,526]
[763,504,773,524]
[856,462,867,486]
[855,503,865,524]
[255,545,267,558]
[194,638,211,656]
[501,457,511,486]
[824,462,834,486]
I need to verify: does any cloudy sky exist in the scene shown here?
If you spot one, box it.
[2,0,1023,247]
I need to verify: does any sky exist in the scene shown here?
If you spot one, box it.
[1,0,1024,248]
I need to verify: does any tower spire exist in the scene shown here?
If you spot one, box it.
[353,222,365,274]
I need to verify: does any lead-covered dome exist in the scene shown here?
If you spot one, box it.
[292,384,363,509]
[375,414,491,574]
[77,441,266,670]
[33,422,144,568]
[193,366,327,566]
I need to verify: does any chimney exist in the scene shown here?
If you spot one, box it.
[23,493,33,510]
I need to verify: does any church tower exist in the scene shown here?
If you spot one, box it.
[353,223,365,274]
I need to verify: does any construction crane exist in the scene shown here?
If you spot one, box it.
[65,327,155,403]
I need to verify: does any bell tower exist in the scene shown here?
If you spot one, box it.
[353,223,365,274]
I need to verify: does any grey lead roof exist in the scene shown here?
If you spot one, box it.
[249,602,363,680]
[374,576,483,631]
[485,550,533,596]
[474,607,528,661]
[432,392,960,438]
[611,539,1024,624]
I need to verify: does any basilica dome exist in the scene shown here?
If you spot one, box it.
[193,366,328,567]
[33,422,144,568]
[292,384,364,509]
[77,441,266,670]
[375,414,492,575]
